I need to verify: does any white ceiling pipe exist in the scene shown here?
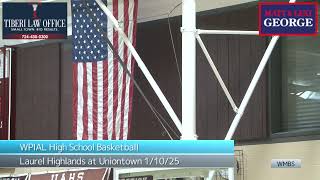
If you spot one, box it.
[198,29,259,35]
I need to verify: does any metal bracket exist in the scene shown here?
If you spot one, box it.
[180,27,197,33]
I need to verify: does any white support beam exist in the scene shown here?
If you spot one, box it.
[196,34,238,113]
[197,29,259,35]
[181,0,197,140]
[95,0,182,133]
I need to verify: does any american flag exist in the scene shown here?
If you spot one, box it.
[72,0,138,140]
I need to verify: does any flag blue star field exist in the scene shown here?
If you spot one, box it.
[72,0,138,140]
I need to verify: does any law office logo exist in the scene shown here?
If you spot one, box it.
[28,0,42,19]
[31,3,39,19]
[259,2,318,36]
[2,2,67,39]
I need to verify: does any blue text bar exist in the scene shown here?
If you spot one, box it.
[0,140,234,154]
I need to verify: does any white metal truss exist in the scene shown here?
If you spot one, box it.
[196,31,280,180]
[195,0,296,141]
[195,31,281,140]
[96,0,297,179]
[196,1,296,179]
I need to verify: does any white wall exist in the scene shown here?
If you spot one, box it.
[237,140,320,180]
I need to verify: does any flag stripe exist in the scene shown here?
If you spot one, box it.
[77,63,84,140]
[106,0,114,140]
[82,63,88,140]
[92,62,98,139]
[127,0,138,138]
[103,60,109,140]
[123,0,135,139]
[87,63,93,139]
[115,0,125,140]
[97,61,104,140]
[72,63,78,139]
[112,0,119,140]
[119,0,129,140]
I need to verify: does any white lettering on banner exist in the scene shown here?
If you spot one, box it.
[3,19,66,28]
[42,19,66,28]
[3,19,26,28]
[0,121,2,128]
[50,172,84,180]
[264,18,314,27]
[27,19,41,28]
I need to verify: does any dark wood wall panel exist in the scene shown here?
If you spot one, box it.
[131,17,182,139]
[16,44,60,139]
[60,42,73,140]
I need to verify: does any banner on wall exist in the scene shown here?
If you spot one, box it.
[2,2,67,40]
[29,168,109,180]
[0,175,28,180]
[259,2,318,36]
